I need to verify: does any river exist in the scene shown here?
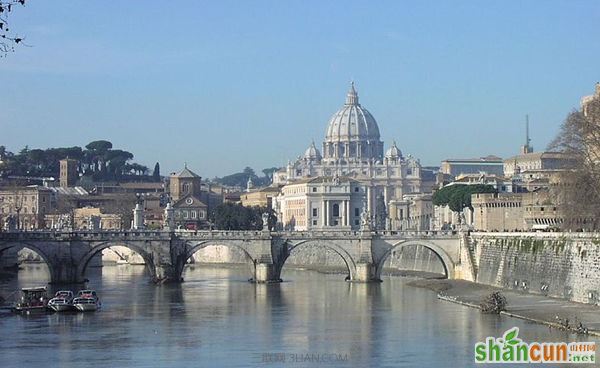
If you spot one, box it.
[0,264,595,367]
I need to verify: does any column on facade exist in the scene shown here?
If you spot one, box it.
[345,200,350,227]
[384,185,390,208]
[324,200,328,227]
[341,200,346,226]
[366,186,372,215]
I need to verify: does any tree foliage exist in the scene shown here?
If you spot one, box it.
[432,184,497,212]
[211,203,275,230]
[547,94,600,230]
[0,0,27,57]
[0,141,153,182]
[153,162,161,182]
[213,166,281,188]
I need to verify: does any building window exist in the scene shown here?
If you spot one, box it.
[182,183,189,193]
[312,208,318,217]
[333,204,340,217]
[313,220,317,225]
[312,187,317,192]
[355,208,359,217]
[191,211,197,219]
[354,187,359,192]
[355,220,359,226]
[183,211,189,219]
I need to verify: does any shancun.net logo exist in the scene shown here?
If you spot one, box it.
[475,327,595,363]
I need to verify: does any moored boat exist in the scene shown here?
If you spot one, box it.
[47,291,74,312]
[12,287,49,314]
[73,290,100,312]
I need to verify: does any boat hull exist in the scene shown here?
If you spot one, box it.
[74,303,98,312]
[49,304,73,312]
[12,305,47,314]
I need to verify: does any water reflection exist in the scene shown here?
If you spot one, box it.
[0,264,597,367]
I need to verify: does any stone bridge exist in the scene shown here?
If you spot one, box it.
[0,229,474,284]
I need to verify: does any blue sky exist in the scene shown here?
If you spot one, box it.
[1,1,599,178]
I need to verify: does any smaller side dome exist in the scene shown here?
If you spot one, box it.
[305,140,322,159]
[385,140,402,158]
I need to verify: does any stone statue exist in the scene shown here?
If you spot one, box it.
[332,173,340,186]
[3,214,16,231]
[360,210,371,231]
[58,213,73,230]
[262,212,270,231]
[90,215,101,230]
[164,203,175,231]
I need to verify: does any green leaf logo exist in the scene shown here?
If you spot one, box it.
[503,327,520,347]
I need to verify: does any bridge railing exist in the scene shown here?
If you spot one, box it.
[0,228,462,241]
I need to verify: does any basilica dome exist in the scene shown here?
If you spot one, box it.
[323,82,384,160]
[304,140,322,159]
[385,140,402,158]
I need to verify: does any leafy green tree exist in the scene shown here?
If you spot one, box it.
[212,203,272,230]
[432,184,497,213]
[85,140,113,173]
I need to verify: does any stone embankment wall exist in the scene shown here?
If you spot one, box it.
[471,233,600,305]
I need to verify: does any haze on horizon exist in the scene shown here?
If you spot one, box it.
[1,1,599,178]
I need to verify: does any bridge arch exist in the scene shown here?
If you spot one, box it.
[180,241,257,279]
[0,241,53,279]
[75,241,157,282]
[375,240,455,279]
[277,240,357,280]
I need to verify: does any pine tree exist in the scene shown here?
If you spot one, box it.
[153,162,161,182]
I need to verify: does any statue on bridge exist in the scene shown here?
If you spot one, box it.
[262,212,270,232]
[3,214,17,231]
[164,203,175,231]
[360,208,371,231]
[58,214,73,231]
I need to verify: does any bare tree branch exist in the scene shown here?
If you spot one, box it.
[0,0,27,57]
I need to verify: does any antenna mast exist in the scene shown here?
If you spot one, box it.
[521,114,533,154]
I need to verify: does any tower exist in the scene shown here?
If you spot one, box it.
[169,164,202,202]
[59,158,78,188]
[520,115,533,154]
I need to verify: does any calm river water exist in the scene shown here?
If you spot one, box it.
[0,264,595,367]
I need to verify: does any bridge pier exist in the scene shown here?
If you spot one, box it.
[50,261,86,284]
[153,263,183,284]
[352,263,381,283]
[252,263,281,283]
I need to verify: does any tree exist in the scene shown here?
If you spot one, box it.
[85,140,113,173]
[153,162,161,182]
[432,184,497,213]
[211,203,270,230]
[547,94,600,230]
[0,0,27,57]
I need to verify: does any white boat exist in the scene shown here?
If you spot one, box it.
[73,290,100,312]
[47,290,74,312]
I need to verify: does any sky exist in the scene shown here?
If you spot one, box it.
[1,1,599,178]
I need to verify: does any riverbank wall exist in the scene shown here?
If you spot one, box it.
[470,232,600,305]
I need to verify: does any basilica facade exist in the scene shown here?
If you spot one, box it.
[274,83,435,229]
